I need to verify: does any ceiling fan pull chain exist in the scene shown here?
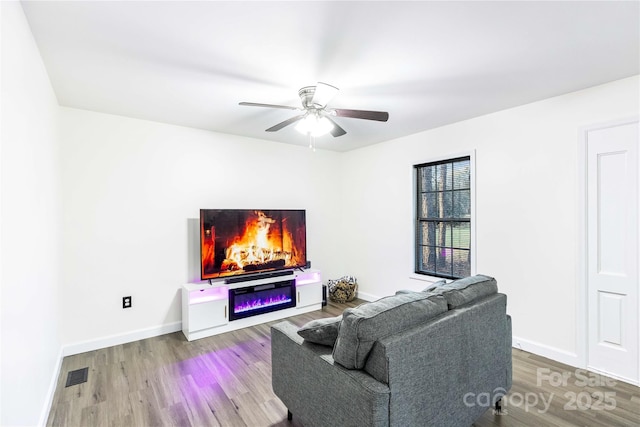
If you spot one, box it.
[308,133,316,152]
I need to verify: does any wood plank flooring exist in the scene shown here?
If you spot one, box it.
[47,300,640,426]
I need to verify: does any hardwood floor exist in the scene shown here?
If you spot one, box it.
[48,300,640,426]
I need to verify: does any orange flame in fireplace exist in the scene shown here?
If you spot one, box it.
[220,211,301,271]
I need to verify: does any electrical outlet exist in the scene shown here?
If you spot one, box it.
[122,296,132,309]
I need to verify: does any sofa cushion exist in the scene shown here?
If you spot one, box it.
[332,292,448,369]
[430,274,497,308]
[297,315,343,346]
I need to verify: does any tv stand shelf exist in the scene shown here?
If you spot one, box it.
[182,269,322,341]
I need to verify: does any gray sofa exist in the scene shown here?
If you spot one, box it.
[270,275,512,427]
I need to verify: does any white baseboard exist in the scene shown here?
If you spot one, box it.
[586,365,639,387]
[63,321,182,357]
[355,290,380,302]
[512,335,581,368]
[39,346,64,427]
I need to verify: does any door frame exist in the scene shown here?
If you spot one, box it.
[577,116,640,385]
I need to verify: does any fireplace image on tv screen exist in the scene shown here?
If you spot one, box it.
[200,209,307,280]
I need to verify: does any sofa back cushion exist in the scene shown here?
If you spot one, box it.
[332,292,447,369]
[430,274,497,308]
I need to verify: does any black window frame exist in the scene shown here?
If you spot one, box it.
[414,155,472,280]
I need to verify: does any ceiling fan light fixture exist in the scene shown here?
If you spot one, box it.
[295,114,333,137]
[239,81,388,139]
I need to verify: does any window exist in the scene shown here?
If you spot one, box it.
[415,156,472,279]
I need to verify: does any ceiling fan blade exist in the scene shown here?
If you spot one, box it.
[325,117,347,137]
[334,109,389,122]
[239,102,299,110]
[265,114,306,132]
[311,82,339,107]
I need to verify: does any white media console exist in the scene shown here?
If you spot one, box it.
[182,269,322,341]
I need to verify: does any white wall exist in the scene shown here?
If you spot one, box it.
[0,2,62,425]
[58,108,343,349]
[340,75,639,363]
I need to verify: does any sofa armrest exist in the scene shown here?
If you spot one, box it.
[271,321,390,427]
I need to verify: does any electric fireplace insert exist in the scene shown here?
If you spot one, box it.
[228,279,296,321]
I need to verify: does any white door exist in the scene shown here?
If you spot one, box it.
[586,120,639,384]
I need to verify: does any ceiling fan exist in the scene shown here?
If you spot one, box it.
[239,82,389,138]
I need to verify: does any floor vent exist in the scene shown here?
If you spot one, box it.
[65,367,88,387]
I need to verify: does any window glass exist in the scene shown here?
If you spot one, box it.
[415,156,472,279]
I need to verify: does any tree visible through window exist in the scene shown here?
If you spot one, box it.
[415,156,471,279]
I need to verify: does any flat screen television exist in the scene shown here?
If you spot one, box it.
[200,209,307,280]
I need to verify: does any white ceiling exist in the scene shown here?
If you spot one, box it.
[21,1,639,152]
